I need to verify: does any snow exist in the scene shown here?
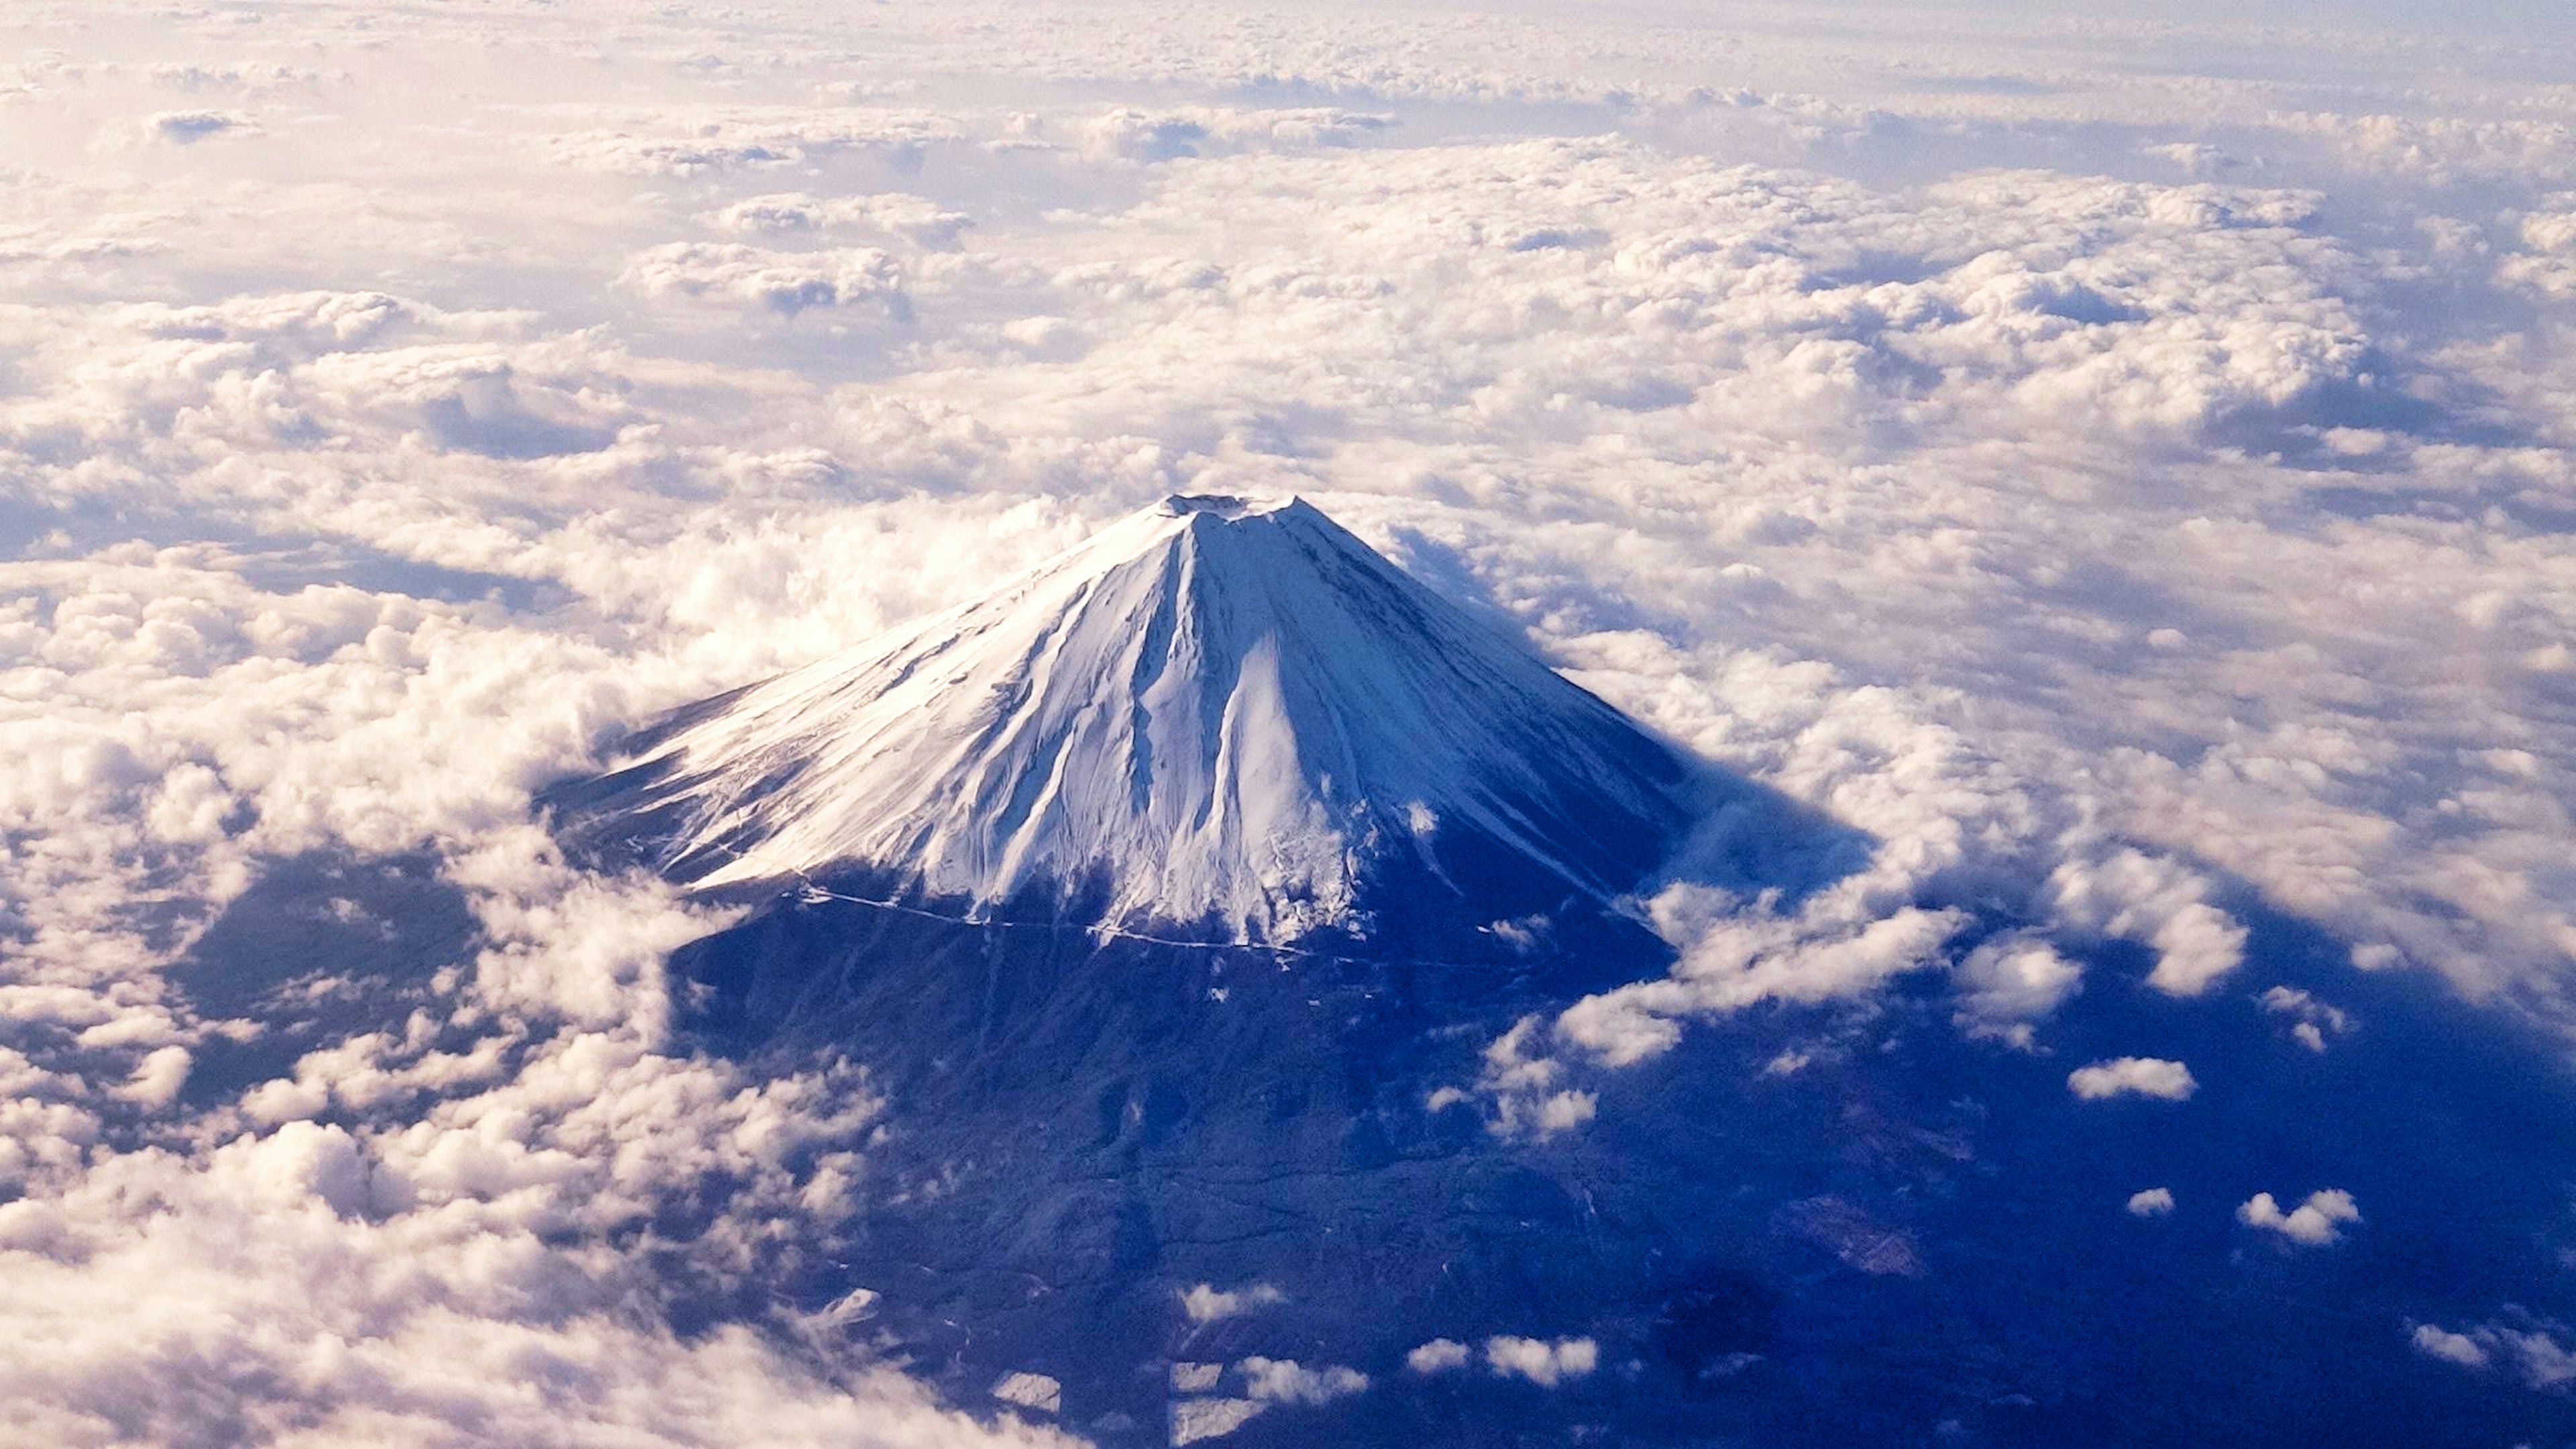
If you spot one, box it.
[989,1371,1061,1414]
[597,494,1694,941]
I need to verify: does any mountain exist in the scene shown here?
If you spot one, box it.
[556,493,1699,946]
[527,496,2576,1449]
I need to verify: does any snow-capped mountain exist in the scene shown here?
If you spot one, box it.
[515,495,2576,1449]
[566,494,1698,942]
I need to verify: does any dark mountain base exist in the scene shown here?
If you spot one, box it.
[157,852,2576,1448]
[663,885,2576,1449]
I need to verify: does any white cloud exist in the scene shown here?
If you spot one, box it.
[2237,1189,2362,1246]
[2259,985,2353,1053]
[2126,1187,2176,1217]
[708,193,973,250]
[2410,1324,2491,1369]
[1236,1357,1367,1405]
[1484,1336,1600,1387]
[2068,1057,2198,1102]
[1181,1281,1284,1323]
[114,1044,192,1109]
[619,243,910,319]
[1547,892,1966,1075]
[5,1,2576,1435]
[1406,1338,1472,1374]
[1953,933,2083,1046]
[2406,1314,2576,1390]
[2046,852,2246,998]
[0,1099,1073,1449]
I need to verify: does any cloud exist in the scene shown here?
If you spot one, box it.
[1236,1357,1367,1405]
[1181,1281,1285,1322]
[0,1060,1071,1449]
[2126,1187,2176,1217]
[545,109,961,176]
[1167,1356,1362,1444]
[2068,1057,2198,1102]
[2406,1313,2576,1391]
[2046,852,2246,998]
[2271,111,2576,186]
[2259,985,2354,1053]
[1953,932,2083,1046]
[115,1044,192,1109]
[1406,1338,1472,1374]
[1546,892,1966,1075]
[2237,1189,2361,1246]
[7,1,2576,1436]
[1483,1336,1601,1387]
[619,243,911,319]
[2410,1324,2491,1369]
[708,193,973,250]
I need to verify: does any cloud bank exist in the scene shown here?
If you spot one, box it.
[4,0,2576,1438]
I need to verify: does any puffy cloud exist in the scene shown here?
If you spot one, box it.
[2410,1315,2576,1391]
[709,193,973,250]
[619,244,910,319]
[1236,1357,1366,1405]
[2271,111,2576,186]
[1406,1338,1472,1374]
[115,1044,191,1109]
[0,1076,1070,1449]
[2046,852,2246,998]
[2498,199,2576,299]
[1546,888,1965,1076]
[2259,985,2353,1053]
[7,1,2576,1436]
[2126,1187,2176,1217]
[1483,1336,1601,1387]
[2068,1057,2198,1102]
[1953,933,2083,1046]
[1181,1281,1284,1322]
[0,498,1043,1440]
[2237,1189,2362,1246]
[1167,1356,1362,1443]
[2410,1324,2491,1369]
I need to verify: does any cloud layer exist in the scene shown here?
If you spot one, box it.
[4,0,2576,1438]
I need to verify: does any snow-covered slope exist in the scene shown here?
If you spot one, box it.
[575,494,1697,942]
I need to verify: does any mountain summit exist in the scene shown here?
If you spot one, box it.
[566,493,1698,943]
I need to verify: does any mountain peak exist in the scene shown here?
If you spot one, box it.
[563,494,1700,943]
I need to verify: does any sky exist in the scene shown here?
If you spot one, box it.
[1,0,2573,1442]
